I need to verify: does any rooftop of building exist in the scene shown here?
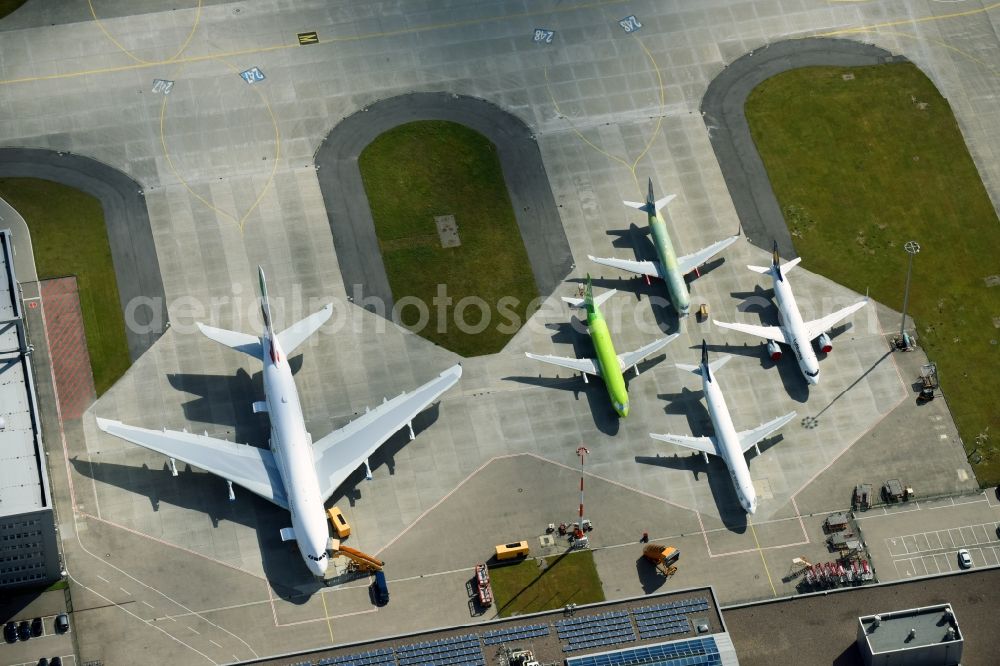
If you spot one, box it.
[859,603,961,654]
[0,228,49,518]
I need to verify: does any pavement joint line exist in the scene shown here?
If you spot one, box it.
[68,573,216,664]
[87,0,203,65]
[0,0,634,88]
[319,588,335,645]
[747,518,777,597]
[77,510,264,581]
[157,56,281,231]
[275,607,377,629]
[817,1,1000,38]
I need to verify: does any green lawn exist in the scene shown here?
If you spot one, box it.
[0,178,130,395]
[0,1,27,19]
[359,120,539,356]
[745,63,1000,485]
[490,550,605,617]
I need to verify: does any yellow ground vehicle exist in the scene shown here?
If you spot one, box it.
[494,541,530,561]
[643,544,680,576]
[327,506,351,538]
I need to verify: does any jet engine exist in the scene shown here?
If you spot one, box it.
[766,339,781,361]
[817,332,832,353]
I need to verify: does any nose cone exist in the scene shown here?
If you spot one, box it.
[742,497,757,514]
[306,554,327,578]
[805,371,820,385]
[614,401,630,418]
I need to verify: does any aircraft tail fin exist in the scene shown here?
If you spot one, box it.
[258,266,276,339]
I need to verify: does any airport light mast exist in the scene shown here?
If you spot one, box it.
[575,446,590,547]
[899,240,920,348]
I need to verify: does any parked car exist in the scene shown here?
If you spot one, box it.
[958,549,973,569]
[54,614,69,634]
[372,570,390,606]
[3,621,17,643]
[31,617,43,637]
[18,620,31,641]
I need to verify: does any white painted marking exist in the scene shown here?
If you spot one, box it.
[210,640,223,648]
[119,587,131,596]
[187,626,200,635]
[96,575,109,583]
[142,600,154,609]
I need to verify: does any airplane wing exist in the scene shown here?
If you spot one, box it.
[312,365,462,501]
[649,432,719,457]
[676,235,740,275]
[712,319,788,344]
[737,411,797,454]
[95,418,288,508]
[525,352,599,377]
[617,334,679,370]
[802,300,868,341]
[587,255,661,279]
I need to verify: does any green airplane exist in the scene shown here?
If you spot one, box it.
[526,278,678,417]
[589,178,740,316]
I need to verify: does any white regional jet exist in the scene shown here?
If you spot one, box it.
[651,341,796,514]
[713,242,868,385]
[97,268,462,578]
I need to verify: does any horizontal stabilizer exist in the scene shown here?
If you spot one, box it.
[562,288,617,310]
[197,323,262,359]
[747,264,770,274]
[280,527,297,542]
[277,304,333,354]
[782,257,802,273]
[675,355,732,377]
[623,194,676,213]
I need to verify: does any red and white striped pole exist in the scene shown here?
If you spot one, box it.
[577,446,589,536]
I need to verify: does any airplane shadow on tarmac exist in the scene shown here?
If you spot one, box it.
[77,365,446,603]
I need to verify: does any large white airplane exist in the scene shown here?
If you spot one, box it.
[588,178,739,316]
[97,268,462,578]
[713,242,868,385]
[650,341,796,514]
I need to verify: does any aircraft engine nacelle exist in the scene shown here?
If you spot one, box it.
[766,339,781,361]
[817,332,833,354]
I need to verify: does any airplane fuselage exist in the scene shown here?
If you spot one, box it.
[649,212,690,315]
[702,370,757,514]
[586,307,630,417]
[769,268,821,384]
[261,334,330,577]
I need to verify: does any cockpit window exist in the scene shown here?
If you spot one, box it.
[307,552,327,561]
[805,368,819,377]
